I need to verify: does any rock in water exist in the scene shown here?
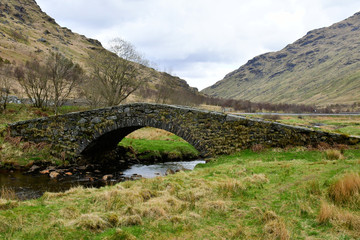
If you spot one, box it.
[102,174,113,181]
[49,171,60,178]
[165,169,175,175]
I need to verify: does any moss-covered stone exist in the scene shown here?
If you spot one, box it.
[8,103,360,163]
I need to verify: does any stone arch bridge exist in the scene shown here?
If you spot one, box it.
[8,103,359,160]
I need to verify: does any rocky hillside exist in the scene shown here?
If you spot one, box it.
[202,12,360,106]
[0,0,198,103]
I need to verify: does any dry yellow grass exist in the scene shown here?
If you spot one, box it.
[125,127,175,141]
[317,201,335,224]
[0,186,17,200]
[328,172,360,205]
[0,199,18,211]
[103,229,137,240]
[217,178,246,197]
[244,173,269,184]
[318,200,360,232]
[72,213,109,232]
[324,149,344,160]
[262,210,290,240]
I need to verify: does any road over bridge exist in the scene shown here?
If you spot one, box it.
[8,103,359,161]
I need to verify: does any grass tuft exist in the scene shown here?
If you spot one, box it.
[244,173,269,185]
[306,180,322,196]
[217,178,246,197]
[263,210,290,240]
[318,200,360,231]
[119,215,143,226]
[317,200,335,224]
[1,186,17,200]
[328,173,360,206]
[105,229,137,240]
[0,199,18,210]
[73,213,109,232]
[324,149,344,160]
[200,200,228,212]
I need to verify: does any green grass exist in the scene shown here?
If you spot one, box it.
[119,137,199,160]
[1,147,360,239]
[262,115,360,137]
[0,103,89,128]
[336,126,360,136]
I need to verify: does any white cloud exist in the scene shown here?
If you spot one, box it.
[36,0,360,90]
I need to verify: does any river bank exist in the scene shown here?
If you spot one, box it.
[1,148,360,239]
[0,159,205,200]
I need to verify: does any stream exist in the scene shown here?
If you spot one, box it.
[0,160,205,200]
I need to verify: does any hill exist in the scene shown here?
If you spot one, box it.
[202,12,360,106]
[0,0,199,104]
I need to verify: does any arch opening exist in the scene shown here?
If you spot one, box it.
[80,125,201,165]
[119,127,200,163]
[81,126,143,156]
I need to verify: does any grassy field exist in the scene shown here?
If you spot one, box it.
[1,148,360,239]
[255,114,360,137]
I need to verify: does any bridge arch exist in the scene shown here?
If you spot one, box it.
[9,103,359,162]
[79,116,204,157]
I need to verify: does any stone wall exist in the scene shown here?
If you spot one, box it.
[9,103,360,160]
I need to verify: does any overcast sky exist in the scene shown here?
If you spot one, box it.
[36,0,360,90]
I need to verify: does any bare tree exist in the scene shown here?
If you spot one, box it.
[81,77,104,108]
[85,38,148,107]
[0,64,12,112]
[45,52,83,115]
[15,60,49,109]
[156,72,177,104]
[15,52,83,113]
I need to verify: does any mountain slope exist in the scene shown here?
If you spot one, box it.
[0,0,198,103]
[202,12,360,106]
